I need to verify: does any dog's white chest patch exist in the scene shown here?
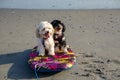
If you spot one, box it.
[44,40,49,49]
[44,39,53,50]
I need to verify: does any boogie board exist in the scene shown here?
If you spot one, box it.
[28,46,76,72]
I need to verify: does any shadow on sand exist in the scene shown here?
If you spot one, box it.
[0,49,59,79]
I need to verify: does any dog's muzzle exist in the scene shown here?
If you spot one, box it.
[44,31,50,39]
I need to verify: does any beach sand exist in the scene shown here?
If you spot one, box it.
[0,9,120,80]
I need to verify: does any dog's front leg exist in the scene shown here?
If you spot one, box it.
[49,44,55,56]
[37,39,45,56]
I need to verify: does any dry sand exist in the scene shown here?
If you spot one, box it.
[0,9,120,80]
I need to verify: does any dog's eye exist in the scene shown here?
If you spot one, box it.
[42,28,45,31]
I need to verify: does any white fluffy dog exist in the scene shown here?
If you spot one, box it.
[36,21,55,56]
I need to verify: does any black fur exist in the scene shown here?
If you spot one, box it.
[51,20,66,32]
[51,20,67,51]
[54,33,66,50]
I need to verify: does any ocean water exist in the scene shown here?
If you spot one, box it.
[0,0,120,9]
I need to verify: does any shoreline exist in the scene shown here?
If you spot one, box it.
[1,0,120,9]
[0,8,120,10]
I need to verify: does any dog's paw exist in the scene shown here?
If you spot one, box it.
[49,52,55,56]
[39,53,45,56]
[66,45,70,48]
[63,48,68,53]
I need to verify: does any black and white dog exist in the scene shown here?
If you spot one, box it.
[51,20,68,53]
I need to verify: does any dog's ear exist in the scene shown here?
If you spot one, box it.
[51,25,55,36]
[52,28,54,36]
[51,20,56,28]
[36,28,41,38]
[61,23,66,32]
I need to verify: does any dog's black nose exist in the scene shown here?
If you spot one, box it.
[46,31,49,33]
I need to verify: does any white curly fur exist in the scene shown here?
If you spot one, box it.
[36,21,55,56]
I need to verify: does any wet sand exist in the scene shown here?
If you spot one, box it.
[0,9,120,80]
